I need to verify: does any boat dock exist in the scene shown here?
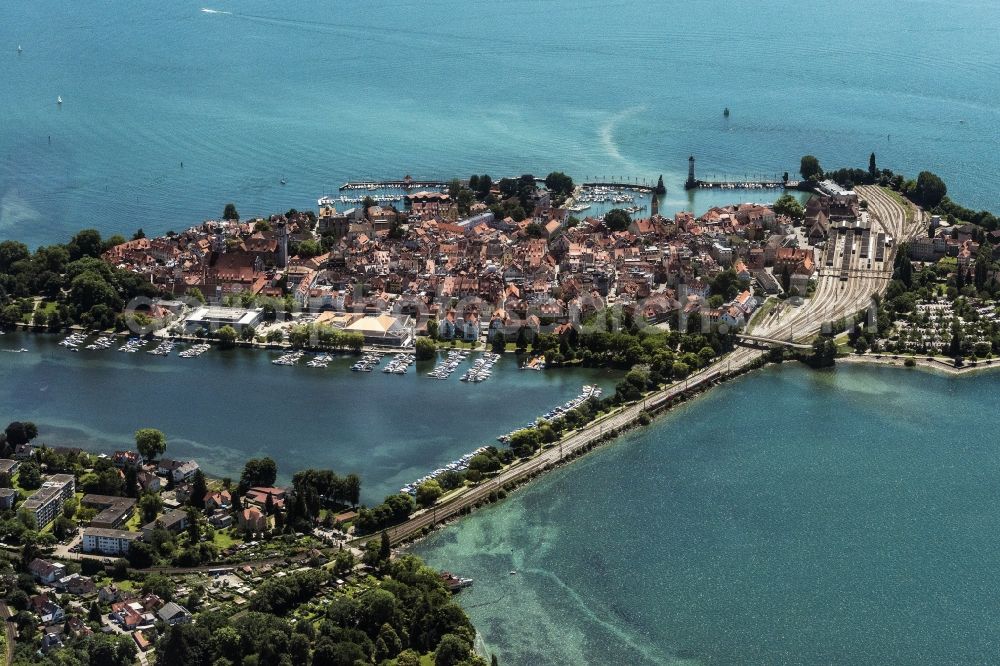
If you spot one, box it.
[581,181,656,193]
[340,179,450,191]
[683,156,798,191]
[686,179,789,191]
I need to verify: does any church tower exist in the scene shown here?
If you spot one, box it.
[650,191,659,217]
[276,221,289,268]
[685,155,697,189]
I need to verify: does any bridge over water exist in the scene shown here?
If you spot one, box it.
[736,334,813,351]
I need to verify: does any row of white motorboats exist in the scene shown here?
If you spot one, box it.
[399,446,489,496]
[459,352,500,382]
[427,350,470,379]
[179,344,211,358]
[382,352,415,374]
[351,352,385,372]
[272,351,304,366]
[306,354,334,368]
[497,385,603,443]
[148,340,175,356]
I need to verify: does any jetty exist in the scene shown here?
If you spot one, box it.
[683,154,795,191]
[687,179,788,191]
[340,179,449,191]
[580,181,656,193]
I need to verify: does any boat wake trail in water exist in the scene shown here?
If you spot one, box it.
[200,8,232,15]
[599,105,646,169]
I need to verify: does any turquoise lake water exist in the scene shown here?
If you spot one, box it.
[2,1,998,247]
[415,364,1000,664]
[0,331,620,503]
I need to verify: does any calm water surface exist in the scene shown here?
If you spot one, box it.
[416,364,1000,665]
[2,1,998,247]
[0,331,619,503]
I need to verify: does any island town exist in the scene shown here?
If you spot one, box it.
[4,154,1000,665]
[68,169,842,349]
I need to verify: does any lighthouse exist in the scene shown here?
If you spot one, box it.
[685,156,697,190]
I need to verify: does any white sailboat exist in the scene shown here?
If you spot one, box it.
[56,95,62,105]
[17,45,22,53]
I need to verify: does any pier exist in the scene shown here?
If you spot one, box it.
[581,181,656,193]
[683,154,796,191]
[686,179,789,191]
[340,179,450,191]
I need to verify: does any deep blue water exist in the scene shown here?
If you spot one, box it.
[2,1,998,247]
[416,364,1000,664]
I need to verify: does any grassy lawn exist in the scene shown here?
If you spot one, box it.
[882,187,915,224]
[212,529,238,550]
[747,297,777,329]
[35,300,58,316]
[125,511,144,531]
[115,579,139,593]
[12,471,32,496]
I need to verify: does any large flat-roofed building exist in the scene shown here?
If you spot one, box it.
[183,306,262,333]
[0,458,20,479]
[82,495,137,529]
[0,488,17,511]
[82,528,142,556]
[22,474,75,528]
[344,314,413,347]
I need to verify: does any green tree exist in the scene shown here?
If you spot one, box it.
[139,492,163,523]
[915,171,947,208]
[434,633,474,666]
[807,338,838,368]
[222,203,240,221]
[127,540,155,568]
[710,268,741,301]
[52,514,75,540]
[869,152,877,179]
[544,171,574,201]
[415,337,436,361]
[295,239,322,259]
[799,155,822,181]
[604,208,631,232]
[216,325,238,349]
[415,480,443,507]
[773,193,804,219]
[379,529,391,563]
[187,287,206,304]
[135,428,167,461]
[68,229,104,260]
[239,457,277,492]
[0,240,30,273]
[18,460,42,490]
[0,304,21,329]
[189,470,208,509]
[5,421,38,447]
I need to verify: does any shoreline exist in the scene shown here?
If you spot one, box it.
[378,347,766,549]
[839,353,1000,376]
[397,351,996,551]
